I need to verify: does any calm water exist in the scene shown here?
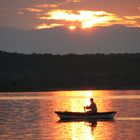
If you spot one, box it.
[0,90,140,140]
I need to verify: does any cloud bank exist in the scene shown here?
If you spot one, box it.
[0,0,140,29]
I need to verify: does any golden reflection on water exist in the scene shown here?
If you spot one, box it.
[51,90,114,140]
[32,90,115,140]
[0,90,140,140]
[70,122,95,140]
[68,90,93,112]
[62,90,115,112]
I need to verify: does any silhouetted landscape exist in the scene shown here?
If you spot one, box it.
[0,50,140,91]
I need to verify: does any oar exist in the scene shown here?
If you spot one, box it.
[83,106,86,112]
[83,106,88,120]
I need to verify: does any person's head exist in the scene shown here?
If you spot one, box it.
[90,98,93,102]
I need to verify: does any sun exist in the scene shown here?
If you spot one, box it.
[69,25,77,30]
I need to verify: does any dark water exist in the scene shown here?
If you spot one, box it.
[0,90,140,140]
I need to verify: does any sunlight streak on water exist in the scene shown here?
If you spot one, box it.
[0,94,140,100]
[116,117,140,121]
[70,122,94,140]
[0,96,49,100]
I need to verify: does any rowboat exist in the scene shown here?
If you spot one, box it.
[55,111,116,120]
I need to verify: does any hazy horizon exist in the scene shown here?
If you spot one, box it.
[0,25,140,54]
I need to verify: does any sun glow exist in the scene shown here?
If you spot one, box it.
[36,23,64,29]
[84,90,93,97]
[26,8,43,12]
[69,25,77,30]
[70,122,94,140]
[83,91,93,106]
[34,8,140,29]
[44,10,116,29]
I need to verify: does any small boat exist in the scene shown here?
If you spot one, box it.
[55,111,116,120]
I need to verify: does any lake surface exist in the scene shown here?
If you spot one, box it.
[0,90,140,140]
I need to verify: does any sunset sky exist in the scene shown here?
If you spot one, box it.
[0,0,140,30]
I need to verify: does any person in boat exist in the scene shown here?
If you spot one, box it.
[84,98,97,113]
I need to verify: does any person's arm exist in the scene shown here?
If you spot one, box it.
[84,105,90,109]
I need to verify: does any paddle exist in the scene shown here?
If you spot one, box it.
[83,106,86,112]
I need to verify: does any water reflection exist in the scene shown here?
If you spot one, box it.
[55,90,115,113]
[117,117,140,120]
[57,120,97,140]
[0,100,40,140]
[57,119,117,140]
[70,122,95,140]
[0,90,140,140]
[53,90,115,140]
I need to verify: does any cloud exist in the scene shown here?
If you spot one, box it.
[0,0,140,29]
[125,16,140,20]
[26,8,43,13]
[35,8,140,29]
[21,1,140,29]
[42,10,116,29]
[66,0,81,3]
[35,4,58,8]
[36,23,64,29]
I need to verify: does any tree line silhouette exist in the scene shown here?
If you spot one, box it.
[0,50,140,91]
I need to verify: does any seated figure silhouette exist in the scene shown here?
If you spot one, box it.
[84,98,97,113]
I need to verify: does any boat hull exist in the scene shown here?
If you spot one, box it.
[55,111,116,120]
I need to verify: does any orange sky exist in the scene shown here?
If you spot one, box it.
[0,0,140,30]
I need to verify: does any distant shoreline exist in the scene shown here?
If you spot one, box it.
[1,51,140,92]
